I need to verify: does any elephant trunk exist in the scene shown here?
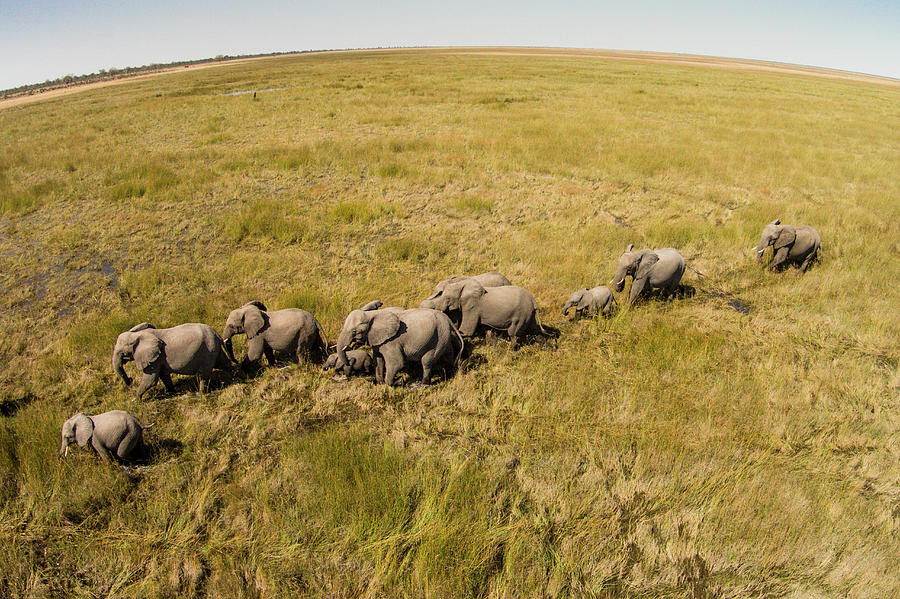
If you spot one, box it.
[562,301,574,316]
[336,328,352,369]
[113,350,132,386]
[222,333,237,363]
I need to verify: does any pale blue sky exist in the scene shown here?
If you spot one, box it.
[1,0,898,90]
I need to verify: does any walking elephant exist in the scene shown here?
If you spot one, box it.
[113,322,234,399]
[612,244,685,304]
[222,301,328,368]
[336,308,463,386]
[563,286,616,318]
[423,271,511,302]
[755,220,820,272]
[429,279,547,346]
[59,410,152,463]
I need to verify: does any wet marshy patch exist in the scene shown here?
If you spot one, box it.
[706,290,752,314]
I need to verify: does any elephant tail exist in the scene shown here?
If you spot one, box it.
[451,324,465,367]
[685,263,706,278]
[314,320,329,359]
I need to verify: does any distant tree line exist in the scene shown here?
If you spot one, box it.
[0,49,367,99]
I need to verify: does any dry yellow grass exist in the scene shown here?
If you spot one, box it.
[0,49,898,598]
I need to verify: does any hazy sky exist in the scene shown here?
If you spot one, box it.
[1,0,898,90]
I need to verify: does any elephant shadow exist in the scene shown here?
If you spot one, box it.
[0,392,36,417]
[141,437,184,464]
[154,371,235,397]
[641,284,696,302]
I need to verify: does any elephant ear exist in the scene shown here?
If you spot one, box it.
[577,289,593,310]
[243,306,267,338]
[129,322,155,332]
[459,280,487,311]
[245,300,268,311]
[74,414,94,447]
[635,252,659,281]
[774,227,795,250]
[367,311,401,346]
[134,333,163,371]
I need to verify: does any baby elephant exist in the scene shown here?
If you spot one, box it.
[563,286,616,318]
[59,410,152,463]
[323,350,374,377]
[755,219,821,272]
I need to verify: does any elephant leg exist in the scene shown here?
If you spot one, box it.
[374,353,386,384]
[160,371,175,394]
[198,367,214,394]
[91,438,113,462]
[800,250,816,273]
[117,433,140,462]
[380,346,403,386]
[628,278,648,304]
[771,247,790,270]
[245,337,266,367]
[136,372,160,399]
[420,349,442,384]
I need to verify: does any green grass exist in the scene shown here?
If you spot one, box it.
[0,49,898,598]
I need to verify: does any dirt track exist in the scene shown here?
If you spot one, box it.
[2,47,896,110]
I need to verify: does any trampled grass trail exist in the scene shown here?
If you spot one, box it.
[0,49,898,597]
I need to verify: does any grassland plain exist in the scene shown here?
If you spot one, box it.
[0,48,898,598]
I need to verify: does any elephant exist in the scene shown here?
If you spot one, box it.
[755,220,821,272]
[113,322,234,399]
[563,286,616,318]
[222,301,328,368]
[336,307,463,386]
[59,410,152,463]
[429,279,547,346]
[424,272,511,301]
[323,349,374,377]
[612,244,686,304]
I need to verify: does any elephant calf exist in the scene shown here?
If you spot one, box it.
[113,322,234,399]
[612,244,686,304]
[323,350,374,377]
[60,410,152,463]
[222,301,329,369]
[564,286,616,318]
[755,219,821,272]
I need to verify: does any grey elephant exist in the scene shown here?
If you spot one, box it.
[336,308,463,385]
[323,349,374,377]
[429,279,547,346]
[222,301,328,368]
[59,410,152,463]
[755,220,821,272]
[423,272,511,302]
[563,286,616,318]
[612,244,686,304]
[113,323,234,399]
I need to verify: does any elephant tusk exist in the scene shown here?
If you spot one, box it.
[757,249,765,255]
[64,445,68,457]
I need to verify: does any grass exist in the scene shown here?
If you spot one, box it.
[0,48,898,598]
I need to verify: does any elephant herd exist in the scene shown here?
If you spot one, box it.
[60,219,820,463]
